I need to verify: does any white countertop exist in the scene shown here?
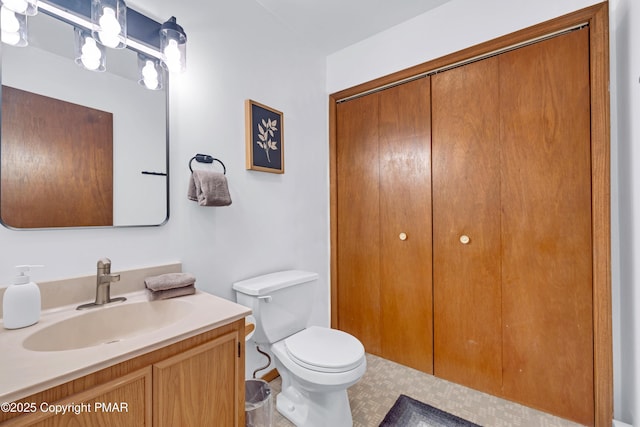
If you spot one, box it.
[0,290,251,403]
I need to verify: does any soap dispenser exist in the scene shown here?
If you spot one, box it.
[3,265,43,329]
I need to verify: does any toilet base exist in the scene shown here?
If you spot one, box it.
[269,331,366,426]
[276,383,352,427]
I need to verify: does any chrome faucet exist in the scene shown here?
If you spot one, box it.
[77,258,126,310]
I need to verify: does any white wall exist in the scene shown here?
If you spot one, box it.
[327,0,602,92]
[131,0,330,376]
[610,0,640,423]
[327,0,636,424]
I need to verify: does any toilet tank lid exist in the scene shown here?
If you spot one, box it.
[232,270,318,296]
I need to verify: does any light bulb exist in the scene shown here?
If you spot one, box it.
[2,0,28,14]
[81,55,101,71]
[98,31,120,48]
[96,7,123,48]
[141,60,159,89]
[80,37,102,70]
[1,8,20,33]
[98,8,120,33]
[143,77,159,90]
[142,60,156,78]
[82,37,100,58]
[1,7,26,46]
[1,30,20,46]
[163,39,181,73]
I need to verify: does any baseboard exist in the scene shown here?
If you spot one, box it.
[613,420,632,427]
[261,368,280,382]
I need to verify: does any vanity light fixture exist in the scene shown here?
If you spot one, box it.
[138,54,163,90]
[0,6,28,47]
[91,0,126,49]
[74,27,106,71]
[1,0,187,87]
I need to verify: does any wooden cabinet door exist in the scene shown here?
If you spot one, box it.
[499,28,593,425]
[432,56,503,395]
[336,78,433,372]
[5,368,152,427]
[153,332,241,427]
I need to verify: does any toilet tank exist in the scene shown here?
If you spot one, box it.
[232,270,318,345]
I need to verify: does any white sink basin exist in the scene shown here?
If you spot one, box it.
[22,299,193,352]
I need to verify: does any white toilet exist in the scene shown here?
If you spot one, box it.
[233,270,366,427]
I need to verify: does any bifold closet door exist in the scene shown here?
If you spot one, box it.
[432,56,503,395]
[499,28,593,425]
[432,27,593,425]
[336,93,382,355]
[378,78,433,373]
[336,78,433,373]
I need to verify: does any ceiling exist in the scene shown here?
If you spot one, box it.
[254,0,452,55]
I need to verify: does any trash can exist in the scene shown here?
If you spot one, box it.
[245,379,272,427]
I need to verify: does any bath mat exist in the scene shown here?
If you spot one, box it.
[379,394,482,427]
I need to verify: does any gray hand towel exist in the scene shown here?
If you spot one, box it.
[147,284,196,301]
[144,272,196,291]
[187,170,232,206]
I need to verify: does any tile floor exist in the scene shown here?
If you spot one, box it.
[267,353,585,427]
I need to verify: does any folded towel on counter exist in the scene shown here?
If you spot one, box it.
[147,284,196,301]
[144,272,196,291]
[187,170,232,207]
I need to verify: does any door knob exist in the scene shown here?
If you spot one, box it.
[459,235,470,245]
[399,232,407,241]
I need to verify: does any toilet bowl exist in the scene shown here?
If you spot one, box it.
[272,326,366,426]
[233,270,366,427]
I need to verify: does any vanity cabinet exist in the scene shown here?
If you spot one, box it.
[0,320,245,427]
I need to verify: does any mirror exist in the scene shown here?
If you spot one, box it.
[1,10,169,229]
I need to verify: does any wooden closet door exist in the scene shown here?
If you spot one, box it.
[336,79,433,368]
[500,28,593,425]
[432,57,503,394]
[336,94,382,354]
[379,78,433,373]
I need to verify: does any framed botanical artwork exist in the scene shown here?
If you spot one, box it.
[245,99,284,174]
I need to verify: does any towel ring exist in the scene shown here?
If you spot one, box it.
[189,153,226,175]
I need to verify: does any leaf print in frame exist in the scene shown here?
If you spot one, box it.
[245,99,284,174]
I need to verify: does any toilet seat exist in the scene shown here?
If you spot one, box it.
[284,326,365,373]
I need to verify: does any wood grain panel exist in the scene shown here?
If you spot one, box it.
[431,57,503,394]
[3,368,151,427]
[378,78,433,373]
[1,86,113,228]
[336,94,382,354]
[587,6,613,427]
[499,28,593,425]
[153,332,239,427]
